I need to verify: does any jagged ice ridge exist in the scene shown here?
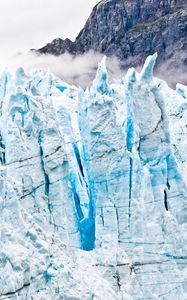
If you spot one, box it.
[0,54,187,299]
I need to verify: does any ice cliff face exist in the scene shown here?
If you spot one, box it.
[1,55,187,299]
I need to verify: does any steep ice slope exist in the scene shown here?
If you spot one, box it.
[0,54,187,299]
[0,167,122,299]
[0,71,125,300]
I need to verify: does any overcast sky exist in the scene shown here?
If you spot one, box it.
[0,0,99,62]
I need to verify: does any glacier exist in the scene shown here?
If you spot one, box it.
[0,54,187,299]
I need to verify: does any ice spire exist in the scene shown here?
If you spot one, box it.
[126,67,137,86]
[140,53,158,82]
[91,56,110,96]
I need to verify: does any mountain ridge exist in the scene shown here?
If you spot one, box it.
[37,0,187,79]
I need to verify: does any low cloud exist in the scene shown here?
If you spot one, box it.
[155,61,187,89]
[5,51,123,88]
[2,50,187,89]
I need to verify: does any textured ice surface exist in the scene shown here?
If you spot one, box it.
[0,55,187,299]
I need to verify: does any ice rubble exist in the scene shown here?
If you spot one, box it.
[0,54,187,299]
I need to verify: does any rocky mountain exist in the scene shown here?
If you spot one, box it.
[37,0,187,83]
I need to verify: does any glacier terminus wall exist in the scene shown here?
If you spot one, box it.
[0,54,187,299]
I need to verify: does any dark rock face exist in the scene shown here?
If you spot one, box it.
[38,0,187,81]
[38,38,76,55]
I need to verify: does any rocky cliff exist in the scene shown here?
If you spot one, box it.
[37,0,187,84]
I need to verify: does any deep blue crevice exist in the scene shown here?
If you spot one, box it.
[39,145,50,196]
[80,217,95,251]
[77,109,96,250]
[0,134,5,165]
[125,92,134,231]
[21,112,26,127]
[23,95,30,110]
[164,189,169,211]
[72,142,85,178]
[126,118,134,152]
[70,178,84,221]
[81,172,96,250]
[128,157,133,229]
[70,170,95,251]
[38,132,52,213]
[82,180,96,250]
[167,178,170,190]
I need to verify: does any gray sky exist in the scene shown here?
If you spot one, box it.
[0,0,99,63]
